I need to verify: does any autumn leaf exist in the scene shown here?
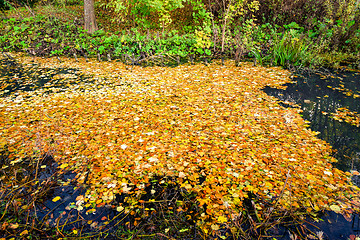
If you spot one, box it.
[217,215,227,223]
[211,224,219,231]
[330,205,341,213]
[52,196,61,202]
[59,163,68,169]
[9,223,19,229]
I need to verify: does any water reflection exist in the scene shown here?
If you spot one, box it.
[264,70,360,185]
[0,57,90,97]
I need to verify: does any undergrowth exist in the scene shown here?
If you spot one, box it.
[0,5,359,69]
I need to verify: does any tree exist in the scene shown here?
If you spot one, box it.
[84,0,98,34]
[218,0,259,56]
[99,0,185,30]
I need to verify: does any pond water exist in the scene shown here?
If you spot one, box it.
[1,55,360,239]
[0,56,90,97]
[264,70,360,182]
[264,69,360,239]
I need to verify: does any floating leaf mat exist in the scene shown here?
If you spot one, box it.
[1,55,359,234]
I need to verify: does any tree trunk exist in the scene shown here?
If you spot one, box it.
[84,0,98,34]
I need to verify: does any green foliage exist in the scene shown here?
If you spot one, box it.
[257,0,360,52]
[1,0,360,69]
[113,31,202,64]
[0,0,11,10]
[194,29,211,55]
[53,0,81,7]
[0,15,214,65]
[99,0,186,30]
[187,0,212,30]
[270,30,308,67]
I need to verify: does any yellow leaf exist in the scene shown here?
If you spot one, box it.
[52,196,61,202]
[211,224,219,230]
[330,204,341,213]
[9,223,19,229]
[20,230,28,236]
[313,205,320,211]
[217,215,227,223]
[59,163,68,169]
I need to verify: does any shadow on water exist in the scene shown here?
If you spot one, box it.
[0,56,91,97]
[264,69,360,239]
[0,153,128,237]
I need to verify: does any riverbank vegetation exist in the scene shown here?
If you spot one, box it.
[1,0,359,69]
[1,0,360,239]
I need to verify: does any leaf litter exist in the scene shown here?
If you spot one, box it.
[1,53,360,235]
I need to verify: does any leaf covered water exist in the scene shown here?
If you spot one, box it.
[1,54,359,234]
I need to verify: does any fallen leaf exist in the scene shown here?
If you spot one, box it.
[52,196,61,202]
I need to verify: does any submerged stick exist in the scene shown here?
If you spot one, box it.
[263,169,291,225]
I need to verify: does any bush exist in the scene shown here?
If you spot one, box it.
[0,16,212,65]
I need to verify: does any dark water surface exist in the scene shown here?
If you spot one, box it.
[264,69,360,239]
[264,70,360,180]
[0,56,90,97]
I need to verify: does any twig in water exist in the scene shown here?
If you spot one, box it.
[2,52,15,60]
[263,169,291,226]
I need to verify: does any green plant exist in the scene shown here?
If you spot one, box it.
[270,30,307,67]
[99,0,186,31]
